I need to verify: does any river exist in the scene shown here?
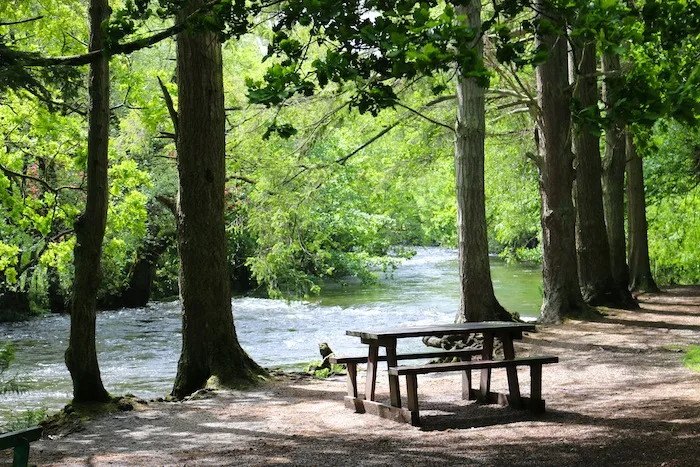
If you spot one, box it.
[0,248,542,425]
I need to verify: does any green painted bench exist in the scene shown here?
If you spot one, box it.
[0,426,42,467]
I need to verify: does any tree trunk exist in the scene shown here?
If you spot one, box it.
[453,1,510,323]
[626,131,659,293]
[64,0,111,403]
[571,40,623,307]
[601,53,636,306]
[534,1,590,324]
[172,0,266,399]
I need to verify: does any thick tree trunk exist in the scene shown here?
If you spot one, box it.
[453,1,510,323]
[601,53,636,306]
[626,132,659,293]
[571,40,623,307]
[64,0,111,403]
[534,2,589,324]
[172,0,266,399]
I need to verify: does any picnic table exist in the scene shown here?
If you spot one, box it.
[332,321,558,426]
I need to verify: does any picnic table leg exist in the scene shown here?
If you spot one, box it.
[386,343,401,408]
[346,362,358,398]
[480,332,494,401]
[461,354,474,400]
[406,374,420,426]
[501,335,522,408]
[12,437,30,467]
[364,345,379,401]
[529,363,545,413]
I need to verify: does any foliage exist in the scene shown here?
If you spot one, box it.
[1,407,47,433]
[306,361,346,379]
[682,346,700,372]
[646,186,700,285]
[0,0,698,310]
[484,114,540,257]
[0,90,84,314]
[0,344,27,396]
[643,120,700,285]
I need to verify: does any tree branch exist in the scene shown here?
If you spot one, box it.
[157,76,178,141]
[335,122,400,165]
[226,174,257,185]
[0,162,83,193]
[155,195,177,217]
[3,0,223,67]
[0,16,43,26]
[15,228,74,278]
[394,102,453,131]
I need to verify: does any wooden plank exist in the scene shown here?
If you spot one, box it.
[405,374,421,426]
[388,356,559,375]
[530,364,543,405]
[364,345,379,401]
[501,336,522,409]
[386,344,401,408]
[344,397,414,425]
[343,391,547,428]
[330,349,482,365]
[481,332,494,402]
[461,369,474,400]
[346,362,358,398]
[347,321,536,341]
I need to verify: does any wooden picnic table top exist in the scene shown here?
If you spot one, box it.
[346,321,536,341]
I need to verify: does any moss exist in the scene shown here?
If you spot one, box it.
[40,395,148,438]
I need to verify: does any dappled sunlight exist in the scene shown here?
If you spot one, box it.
[23,289,700,466]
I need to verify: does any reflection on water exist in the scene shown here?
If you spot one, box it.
[0,247,541,424]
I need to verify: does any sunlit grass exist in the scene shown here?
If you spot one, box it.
[682,346,700,372]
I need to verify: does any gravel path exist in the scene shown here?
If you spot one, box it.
[15,286,700,466]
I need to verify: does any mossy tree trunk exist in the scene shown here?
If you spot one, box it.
[534,1,590,324]
[171,0,266,399]
[601,53,636,306]
[626,131,659,293]
[454,1,510,323]
[64,0,111,403]
[571,39,628,308]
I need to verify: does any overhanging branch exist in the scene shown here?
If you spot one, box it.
[3,0,223,67]
[0,162,84,193]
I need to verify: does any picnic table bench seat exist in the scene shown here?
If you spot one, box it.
[0,426,42,467]
[330,349,482,399]
[389,355,559,426]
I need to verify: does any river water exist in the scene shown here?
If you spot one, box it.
[0,248,542,424]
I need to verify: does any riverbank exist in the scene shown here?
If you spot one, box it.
[20,286,700,466]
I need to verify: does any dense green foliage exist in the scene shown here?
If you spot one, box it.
[644,121,700,284]
[683,346,700,372]
[0,1,698,318]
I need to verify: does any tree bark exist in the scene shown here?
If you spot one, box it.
[601,53,636,305]
[64,0,111,403]
[534,1,590,324]
[172,0,266,399]
[453,1,510,323]
[626,131,659,293]
[571,40,625,307]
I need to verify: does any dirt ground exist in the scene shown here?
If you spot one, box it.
[10,286,700,466]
